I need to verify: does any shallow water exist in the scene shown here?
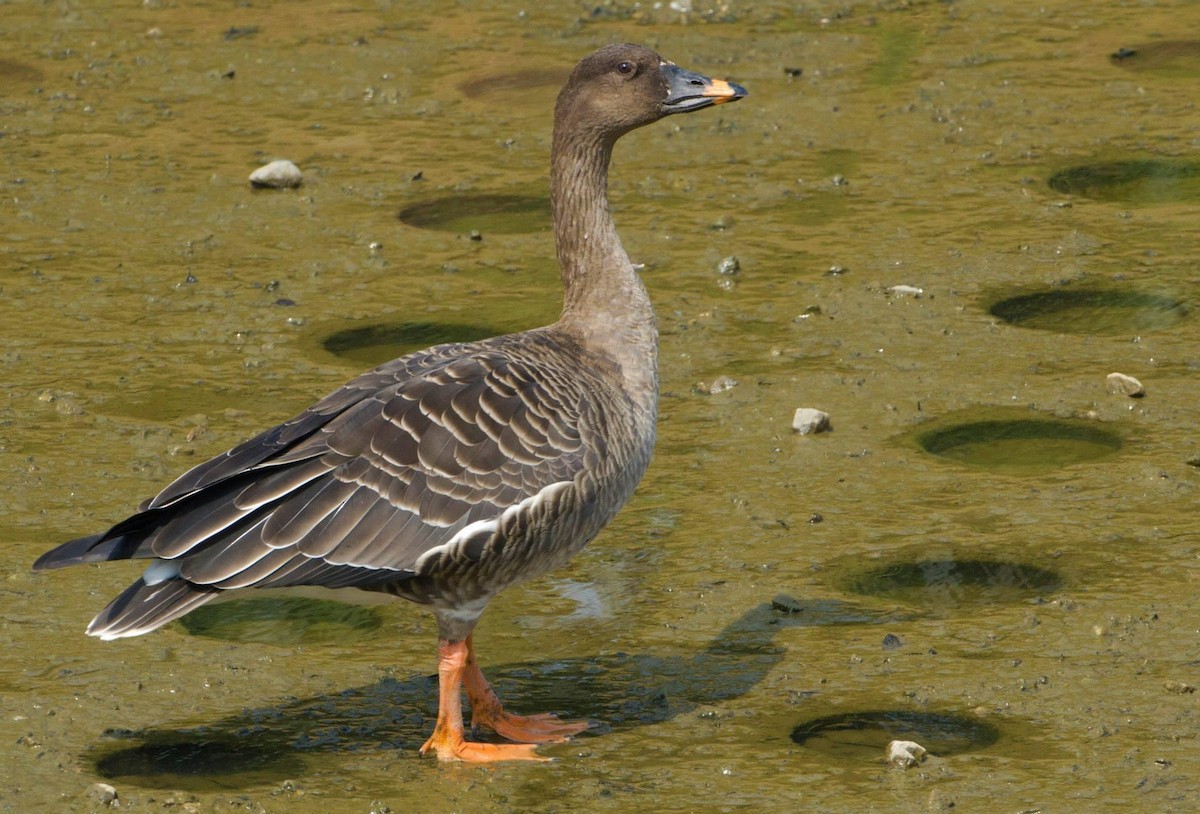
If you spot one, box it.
[3,1,1200,811]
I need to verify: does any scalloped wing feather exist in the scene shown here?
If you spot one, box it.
[39,334,611,639]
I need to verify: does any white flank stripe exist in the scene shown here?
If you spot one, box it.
[413,480,573,572]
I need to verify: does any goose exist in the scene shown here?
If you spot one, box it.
[33,43,746,762]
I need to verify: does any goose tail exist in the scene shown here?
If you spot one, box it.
[85,577,219,641]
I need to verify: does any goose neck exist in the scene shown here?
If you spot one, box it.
[550,133,651,333]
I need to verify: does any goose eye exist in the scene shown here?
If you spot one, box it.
[616,61,635,76]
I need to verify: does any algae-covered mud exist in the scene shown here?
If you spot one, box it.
[3,1,1199,811]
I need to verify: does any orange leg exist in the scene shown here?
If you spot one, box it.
[419,637,547,762]
[462,635,590,744]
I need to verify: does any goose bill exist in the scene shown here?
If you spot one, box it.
[661,63,748,113]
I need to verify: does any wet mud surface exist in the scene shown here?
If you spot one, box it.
[3,1,1200,812]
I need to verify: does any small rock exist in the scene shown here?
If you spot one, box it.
[927,788,956,811]
[792,407,832,435]
[888,284,924,297]
[702,375,737,395]
[87,782,118,807]
[55,398,86,416]
[771,595,805,614]
[882,632,904,650]
[1106,372,1144,398]
[1164,680,1196,694]
[886,740,927,768]
[716,255,740,276]
[224,25,259,40]
[793,305,821,322]
[249,159,303,189]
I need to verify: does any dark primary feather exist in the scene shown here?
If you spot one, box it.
[35,329,625,635]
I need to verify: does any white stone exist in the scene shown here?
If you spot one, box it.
[792,407,831,435]
[249,159,303,189]
[706,376,737,395]
[87,782,118,806]
[888,284,924,297]
[886,739,927,768]
[1105,372,1144,397]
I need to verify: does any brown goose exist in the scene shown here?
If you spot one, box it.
[33,43,746,762]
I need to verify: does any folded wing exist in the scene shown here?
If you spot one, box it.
[35,335,601,638]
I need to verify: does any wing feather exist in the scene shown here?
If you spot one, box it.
[39,333,616,638]
[261,477,356,548]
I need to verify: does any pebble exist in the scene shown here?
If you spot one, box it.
[1163,680,1195,694]
[771,595,805,614]
[87,782,118,807]
[716,255,740,276]
[703,375,737,395]
[886,740,927,768]
[224,26,260,40]
[1105,371,1144,397]
[792,407,832,435]
[927,788,957,811]
[37,388,86,416]
[888,284,924,297]
[249,159,303,189]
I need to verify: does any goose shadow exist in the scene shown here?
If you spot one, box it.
[90,597,899,788]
